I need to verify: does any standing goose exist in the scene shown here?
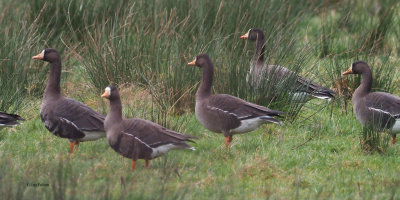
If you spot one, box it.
[188,54,284,147]
[101,86,197,172]
[0,112,25,129]
[343,61,400,144]
[240,28,335,101]
[32,48,105,153]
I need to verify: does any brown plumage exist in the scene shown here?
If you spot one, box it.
[102,86,196,172]
[240,28,336,101]
[32,48,105,153]
[343,61,400,144]
[188,54,284,147]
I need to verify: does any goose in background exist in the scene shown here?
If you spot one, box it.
[240,28,335,102]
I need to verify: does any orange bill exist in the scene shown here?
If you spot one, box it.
[342,66,353,75]
[101,92,109,98]
[101,87,111,98]
[32,50,44,60]
[187,58,196,66]
[240,32,248,39]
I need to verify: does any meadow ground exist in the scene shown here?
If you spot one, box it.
[1,0,400,199]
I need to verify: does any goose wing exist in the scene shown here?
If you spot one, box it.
[206,94,284,121]
[41,97,105,139]
[119,118,196,149]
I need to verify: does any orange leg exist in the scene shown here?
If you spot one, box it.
[224,136,233,148]
[69,141,80,154]
[145,160,150,168]
[69,142,74,153]
[131,160,137,172]
[392,135,397,145]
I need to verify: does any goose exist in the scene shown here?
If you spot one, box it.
[343,61,400,144]
[32,48,106,153]
[188,54,284,147]
[240,28,335,101]
[101,86,197,172]
[0,112,25,129]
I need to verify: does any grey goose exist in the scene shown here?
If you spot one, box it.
[0,112,25,129]
[32,48,105,153]
[188,54,284,148]
[101,86,197,172]
[343,61,400,144]
[240,28,335,101]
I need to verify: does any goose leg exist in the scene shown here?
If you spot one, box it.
[145,160,150,168]
[69,141,80,153]
[69,142,74,153]
[131,160,137,172]
[392,135,396,145]
[224,136,233,148]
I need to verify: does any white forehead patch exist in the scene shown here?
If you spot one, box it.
[105,87,111,95]
[247,29,251,34]
[40,50,45,57]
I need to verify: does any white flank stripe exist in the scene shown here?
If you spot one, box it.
[121,131,193,158]
[121,131,152,149]
[313,95,331,100]
[207,106,238,118]
[60,117,80,130]
[238,115,252,120]
[368,107,394,117]
[0,123,20,127]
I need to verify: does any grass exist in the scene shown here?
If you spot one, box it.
[2,104,400,199]
[1,0,400,199]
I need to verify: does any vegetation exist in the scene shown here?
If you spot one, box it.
[1,0,400,199]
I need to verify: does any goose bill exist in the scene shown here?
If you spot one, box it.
[342,67,353,75]
[239,32,249,39]
[32,50,44,60]
[188,58,196,66]
[101,89,110,98]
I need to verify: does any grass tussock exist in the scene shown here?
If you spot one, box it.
[360,124,391,154]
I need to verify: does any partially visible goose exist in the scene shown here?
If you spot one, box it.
[32,49,105,153]
[240,28,335,101]
[0,112,25,129]
[188,54,284,147]
[343,61,400,144]
[101,86,197,172]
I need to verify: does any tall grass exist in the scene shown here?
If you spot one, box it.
[26,0,131,42]
[317,0,398,59]
[311,0,400,110]
[360,123,391,154]
[0,1,51,113]
[1,0,396,115]
[79,0,333,117]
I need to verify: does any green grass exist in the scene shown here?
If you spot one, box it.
[2,0,400,199]
[2,103,400,199]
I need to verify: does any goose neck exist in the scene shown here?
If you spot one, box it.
[44,61,62,98]
[253,38,265,65]
[196,63,213,99]
[354,68,372,98]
